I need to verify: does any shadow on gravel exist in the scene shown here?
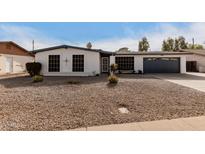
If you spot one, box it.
[106,83,118,88]
[0,74,159,88]
[0,76,106,88]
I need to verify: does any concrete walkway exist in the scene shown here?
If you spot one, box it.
[152,73,205,92]
[73,116,205,131]
[0,73,28,79]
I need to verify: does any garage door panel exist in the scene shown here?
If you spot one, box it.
[143,58,180,73]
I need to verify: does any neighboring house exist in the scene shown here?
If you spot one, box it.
[0,41,34,74]
[181,49,205,72]
[33,44,191,76]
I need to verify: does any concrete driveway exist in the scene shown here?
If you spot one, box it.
[73,116,205,131]
[152,73,205,92]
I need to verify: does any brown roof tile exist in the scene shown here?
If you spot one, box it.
[0,41,34,57]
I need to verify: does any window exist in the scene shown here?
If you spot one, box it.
[48,55,60,72]
[115,57,134,70]
[72,55,84,72]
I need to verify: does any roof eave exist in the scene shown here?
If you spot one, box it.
[32,45,113,55]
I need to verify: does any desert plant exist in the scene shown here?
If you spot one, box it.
[32,75,43,83]
[110,63,118,74]
[26,62,42,77]
[108,75,119,84]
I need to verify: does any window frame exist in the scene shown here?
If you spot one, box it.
[115,57,134,70]
[48,55,60,72]
[72,55,84,72]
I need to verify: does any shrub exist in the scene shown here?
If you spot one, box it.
[32,75,43,83]
[26,62,42,77]
[110,63,118,73]
[138,70,143,74]
[108,75,119,84]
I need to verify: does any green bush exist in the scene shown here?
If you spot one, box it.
[32,75,43,83]
[26,62,42,77]
[108,75,119,84]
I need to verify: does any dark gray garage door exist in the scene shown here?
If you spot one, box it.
[143,57,180,73]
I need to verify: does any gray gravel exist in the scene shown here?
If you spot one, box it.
[0,74,205,130]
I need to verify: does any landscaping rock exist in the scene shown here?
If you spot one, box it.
[0,74,205,130]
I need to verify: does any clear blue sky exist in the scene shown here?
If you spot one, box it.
[0,22,203,51]
[0,22,189,41]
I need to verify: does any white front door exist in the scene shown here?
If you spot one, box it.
[102,57,109,73]
[5,57,13,73]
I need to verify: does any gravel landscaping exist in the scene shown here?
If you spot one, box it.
[0,74,205,130]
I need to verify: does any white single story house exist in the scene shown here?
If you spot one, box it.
[0,41,34,74]
[33,45,194,76]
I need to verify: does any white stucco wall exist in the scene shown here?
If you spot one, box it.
[35,48,100,76]
[109,56,115,65]
[0,55,4,73]
[186,54,205,72]
[0,54,34,74]
[180,56,186,73]
[114,54,187,73]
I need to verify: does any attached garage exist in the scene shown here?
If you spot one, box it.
[143,57,180,73]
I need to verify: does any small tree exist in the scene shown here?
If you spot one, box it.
[174,38,180,51]
[162,40,168,51]
[108,64,119,84]
[162,36,188,51]
[188,44,204,49]
[162,37,175,51]
[167,37,174,51]
[110,63,118,75]
[178,36,188,49]
[138,37,150,52]
[194,44,204,49]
